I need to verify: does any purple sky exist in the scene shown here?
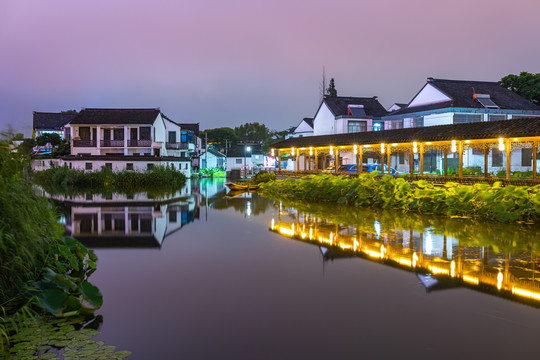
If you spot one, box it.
[1,0,539,135]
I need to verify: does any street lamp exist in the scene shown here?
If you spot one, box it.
[244,145,252,178]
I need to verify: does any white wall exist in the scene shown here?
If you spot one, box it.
[313,103,336,136]
[408,83,452,107]
[423,113,453,127]
[295,120,313,133]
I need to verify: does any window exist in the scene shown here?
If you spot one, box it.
[492,149,503,167]
[169,211,177,223]
[147,163,154,170]
[126,163,134,171]
[181,131,193,143]
[390,119,403,129]
[168,131,176,143]
[398,151,405,165]
[372,122,384,131]
[453,114,482,124]
[236,158,243,164]
[79,127,90,140]
[113,128,124,140]
[140,127,151,140]
[348,121,367,133]
[489,115,506,121]
[85,162,93,170]
[105,163,112,170]
[412,116,424,128]
[522,148,533,167]
[185,163,189,170]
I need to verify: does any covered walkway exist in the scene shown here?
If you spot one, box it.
[271,117,540,185]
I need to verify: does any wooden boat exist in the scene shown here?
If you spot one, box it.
[225,182,260,191]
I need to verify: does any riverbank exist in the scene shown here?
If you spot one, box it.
[259,173,540,223]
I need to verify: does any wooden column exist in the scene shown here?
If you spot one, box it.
[443,147,448,176]
[409,151,414,175]
[278,150,281,171]
[505,139,511,180]
[308,152,312,172]
[419,143,424,177]
[387,145,391,175]
[484,145,489,178]
[533,141,537,180]
[335,150,339,174]
[458,141,464,179]
[324,153,327,170]
[356,152,360,175]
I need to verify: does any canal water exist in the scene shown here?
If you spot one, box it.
[54,179,540,359]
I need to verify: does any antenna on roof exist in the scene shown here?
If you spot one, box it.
[319,66,327,103]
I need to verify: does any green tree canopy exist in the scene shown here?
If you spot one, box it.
[36,133,62,147]
[326,78,337,97]
[500,72,540,105]
[234,122,271,143]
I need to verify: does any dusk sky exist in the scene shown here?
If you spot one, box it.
[1,0,539,135]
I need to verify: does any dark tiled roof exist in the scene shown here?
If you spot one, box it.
[69,108,161,125]
[179,123,200,137]
[303,118,314,128]
[323,96,388,118]
[202,148,226,157]
[33,112,77,130]
[389,78,540,117]
[226,144,263,157]
[271,117,540,149]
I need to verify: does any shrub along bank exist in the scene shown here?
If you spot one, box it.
[259,173,540,223]
[33,165,187,194]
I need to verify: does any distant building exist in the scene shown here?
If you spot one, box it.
[225,144,264,171]
[312,96,388,136]
[33,111,77,139]
[286,118,313,139]
[199,148,226,169]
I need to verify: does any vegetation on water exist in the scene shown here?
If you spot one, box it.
[197,167,226,178]
[33,165,187,194]
[259,173,540,223]
[249,170,276,185]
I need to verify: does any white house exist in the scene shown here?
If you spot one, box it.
[312,96,388,136]
[32,108,192,176]
[286,118,314,139]
[199,148,226,169]
[225,144,265,171]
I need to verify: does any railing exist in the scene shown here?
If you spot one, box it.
[100,140,124,147]
[165,142,189,149]
[128,139,152,147]
[73,139,96,147]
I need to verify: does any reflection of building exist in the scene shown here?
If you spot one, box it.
[270,203,540,307]
[55,185,199,248]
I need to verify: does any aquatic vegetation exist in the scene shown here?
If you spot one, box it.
[197,167,226,177]
[259,173,540,223]
[249,170,276,185]
[33,165,187,194]
[2,314,131,359]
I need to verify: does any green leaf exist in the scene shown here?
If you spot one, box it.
[79,281,103,308]
[37,289,68,316]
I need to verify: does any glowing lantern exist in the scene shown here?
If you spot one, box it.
[271,148,275,157]
[498,138,504,151]
[413,142,418,154]
[451,140,457,153]
[353,144,358,154]
[381,143,385,154]
[309,147,313,156]
[330,146,333,155]
[292,147,295,156]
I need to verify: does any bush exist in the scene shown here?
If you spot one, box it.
[249,171,276,185]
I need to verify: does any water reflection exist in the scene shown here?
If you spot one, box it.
[269,200,540,307]
[50,179,232,248]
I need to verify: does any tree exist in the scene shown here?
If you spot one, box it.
[326,78,337,97]
[36,133,62,147]
[500,72,540,105]
[234,122,271,143]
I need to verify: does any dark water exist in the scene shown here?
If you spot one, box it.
[55,179,540,359]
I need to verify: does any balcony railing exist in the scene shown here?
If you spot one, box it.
[128,139,152,147]
[73,139,96,147]
[166,142,189,149]
[101,140,125,147]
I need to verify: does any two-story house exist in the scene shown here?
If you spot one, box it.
[33,108,192,176]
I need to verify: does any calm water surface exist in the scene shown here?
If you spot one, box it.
[55,179,540,359]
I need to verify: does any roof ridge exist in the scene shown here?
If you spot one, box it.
[428,78,500,85]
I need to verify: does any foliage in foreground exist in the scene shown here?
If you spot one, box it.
[259,173,540,223]
[33,165,187,194]
[249,171,276,185]
[197,167,226,177]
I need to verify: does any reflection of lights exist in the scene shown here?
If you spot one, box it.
[279,226,294,236]
[498,138,504,151]
[451,140,457,153]
[365,250,381,258]
[246,201,252,217]
[451,261,456,277]
[309,228,313,240]
[271,218,274,230]
[425,233,432,255]
[353,239,359,252]
[512,287,540,301]
[398,258,412,267]
[330,232,333,244]
[380,245,386,259]
[300,232,307,239]
[497,271,503,290]
[339,242,352,250]
[374,221,381,238]
[318,236,333,245]
[412,252,418,268]
[431,266,449,275]
[463,275,479,285]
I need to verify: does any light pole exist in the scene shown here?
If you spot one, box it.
[244,145,252,178]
